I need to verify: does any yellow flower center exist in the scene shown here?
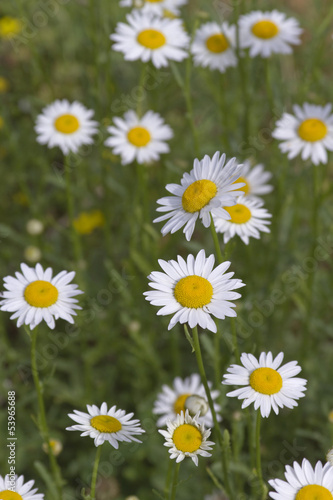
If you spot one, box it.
[0,492,23,500]
[24,280,59,308]
[90,415,122,433]
[0,17,22,38]
[174,393,191,414]
[224,204,252,224]
[174,276,213,309]
[127,126,151,147]
[251,20,279,39]
[54,114,80,134]
[249,367,283,395]
[137,29,166,49]
[233,176,250,195]
[73,210,105,235]
[295,485,333,500]
[172,424,202,453]
[298,118,327,142]
[182,180,217,213]
[206,33,229,53]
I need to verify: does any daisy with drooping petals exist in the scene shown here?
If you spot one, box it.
[239,10,302,58]
[105,110,173,165]
[222,352,307,418]
[233,160,273,200]
[153,374,221,428]
[159,410,215,466]
[0,263,83,330]
[269,459,333,500]
[120,0,187,16]
[35,100,98,155]
[66,402,145,448]
[214,196,272,245]
[154,152,244,241]
[110,11,189,68]
[272,103,333,165]
[144,249,245,333]
[191,22,237,73]
[0,475,44,500]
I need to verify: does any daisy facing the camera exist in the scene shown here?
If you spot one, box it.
[0,475,44,500]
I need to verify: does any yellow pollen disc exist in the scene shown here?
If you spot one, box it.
[127,126,151,147]
[233,176,250,195]
[24,280,59,308]
[90,415,122,433]
[0,492,23,500]
[174,394,191,414]
[137,29,166,49]
[174,275,213,309]
[182,179,217,213]
[54,114,80,134]
[295,485,333,500]
[251,20,279,39]
[249,367,283,395]
[298,118,327,142]
[173,424,202,453]
[206,33,229,53]
[224,204,251,224]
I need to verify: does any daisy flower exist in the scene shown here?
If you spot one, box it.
[191,22,237,73]
[213,196,272,245]
[233,160,273,200]
[0,263,83,330]
[239,10,302,58]
[110,11,189,68]
[272,103,333,165]
[159,410,215,466]
[119,0,187,16]
[269,459,333,500]
[66,402,145,448]
[104,110,173,165]
[153,374,221,428]
[144,249,245,333]
[35,99,98,155]
[154,152,245,241]
[222,352,307,418]
[0,475,44,500]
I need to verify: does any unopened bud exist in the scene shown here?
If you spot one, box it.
[26,219,44,235]
[185,394,209,417]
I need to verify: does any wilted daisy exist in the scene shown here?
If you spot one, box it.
[66,402,145,448]
[191,22,237,73]
[153,374,221,428]
[111,11,189,68]
[269,459,333,500]
[0,263,83,330]
[105,110,173,165]
[119,0,187,15]
[35,99,98,155]
[144,249,244,333]
[154,152,244,241]
[0,475,44,500]
[159,410,214,466]
[272,103,333,165]
[214,196,272,245]
[233,160,273,200]
[222,352,307,418]
[239,10,302,58]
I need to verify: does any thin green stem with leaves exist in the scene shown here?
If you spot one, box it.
[90,445,102,500]
[255,411,265,499]
[210,215,223,264]
[170,462,181,500]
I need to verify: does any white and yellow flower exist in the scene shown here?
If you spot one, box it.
[239,10,302,58]
[119,0,187,16]
[0,475,44,500]
[154,152,244,241]
[0,263,83,330]
[153,374,221,428]
[144,249,244,333]
[66,403,145,448]
[233,160,273,200]
[35,99,98,155]
[191,22,237,73]
[110,11,189,68]
[214,196,272,245]
[272,103,333,165]
[269,459,333,500]
[105,110,173,165]
[222,352,307,418]
[159,410,214,466]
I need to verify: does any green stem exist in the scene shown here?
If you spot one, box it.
[164,459,173,500]
[64,155,83,266]
[264,58,274,112]
[184,56,200,157]
[170,462,181,500]
[255,411,264,498]
[30,327,63,500]
[137,63,148,118]
[230,318,240,362]
[90,445,102,500]
[210,215,223,264]
[235,0,250,143]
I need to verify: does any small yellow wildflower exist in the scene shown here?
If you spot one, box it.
[0,16,22,39]
[73,210,105,235]
[0,77,9,93]
[328,410,333,423]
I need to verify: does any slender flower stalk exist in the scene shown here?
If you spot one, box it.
[210,214,223,264]
[90,445,102,500]
[64,155,83,266]
[170,462,181,500]
[255,411,265,498]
